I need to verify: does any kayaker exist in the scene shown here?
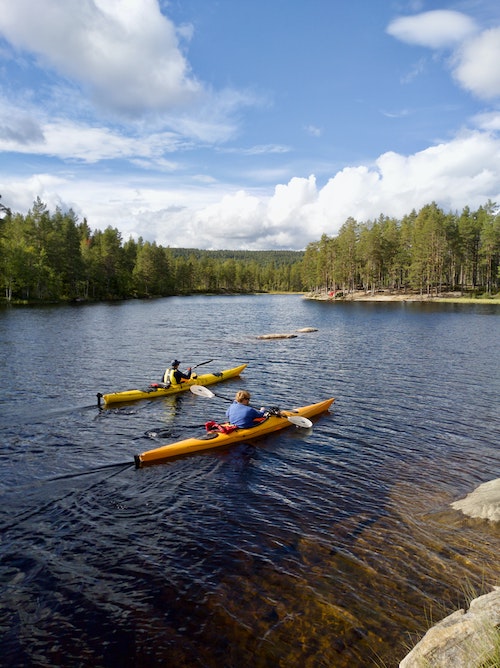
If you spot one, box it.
[163,360,194,385]
[225,390,267,428]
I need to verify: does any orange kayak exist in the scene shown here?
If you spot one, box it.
[135,397,335,467]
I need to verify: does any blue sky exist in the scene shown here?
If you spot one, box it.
[1,0,499,250]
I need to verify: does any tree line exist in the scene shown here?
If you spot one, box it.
[0,198,304,302]
[1,197,498,303]
[302,201,500,296]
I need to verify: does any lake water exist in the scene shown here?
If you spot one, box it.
[1,294,499,667]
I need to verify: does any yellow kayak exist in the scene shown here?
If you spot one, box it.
[135,397,335,467]
[98,363,247,406]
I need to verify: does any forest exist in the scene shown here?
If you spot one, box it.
[302,201,500,297]
[0,197,499,303]
[0,198,304,302]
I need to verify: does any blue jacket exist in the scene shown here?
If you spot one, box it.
[226,401,266,428]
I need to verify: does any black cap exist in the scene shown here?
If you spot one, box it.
[171,359,180,367]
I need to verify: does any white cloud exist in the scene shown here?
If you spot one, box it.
[0,0,263,147]
[452,27,500,99]
[373,132,500,211]
[0,0,200,116]
[473,111,500,132]
[268,176,317,225]
[386,10,478,49]
[1,173,72,215]
[0,104,188,163]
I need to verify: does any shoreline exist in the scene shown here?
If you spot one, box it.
[305,290,500,304]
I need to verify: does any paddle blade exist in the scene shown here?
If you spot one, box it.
[287,415,313,428]
[190,385,215,398]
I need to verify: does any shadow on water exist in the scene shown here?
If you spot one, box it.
[0,463,134,534]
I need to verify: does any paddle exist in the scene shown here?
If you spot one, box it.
[190,385,313,428]
[190,385,232,401]
[191,359,213,370]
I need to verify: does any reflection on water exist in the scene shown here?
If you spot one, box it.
[0,295,499,667]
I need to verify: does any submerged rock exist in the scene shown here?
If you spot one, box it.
[400,588,500,668]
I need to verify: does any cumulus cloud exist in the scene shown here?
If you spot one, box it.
[164,131,497,244]
[197,190,266,242]
[148,132,500,249]
[452,27,500,99]
[0,0,200,116]
[268,176,317,224]
[386,10,478,49]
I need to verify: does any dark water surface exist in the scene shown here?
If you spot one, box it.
[1,294,499,667]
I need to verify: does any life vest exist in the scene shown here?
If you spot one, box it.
[162,368,177,385]
[164,367,190,385]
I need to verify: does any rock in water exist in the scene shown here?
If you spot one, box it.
[400,588,500,667]
[256,333,298,339]
[451,478,500,522]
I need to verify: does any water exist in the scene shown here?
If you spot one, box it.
[1,295,499,667]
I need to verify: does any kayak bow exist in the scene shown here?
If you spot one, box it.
[98,363,247,406]
[134,397,334,467]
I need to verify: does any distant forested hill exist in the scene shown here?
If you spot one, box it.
[168,248,304,265]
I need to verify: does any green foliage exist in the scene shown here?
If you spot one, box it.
[302,200,500,296]
[0,199,305,302]
[1,196,498,303]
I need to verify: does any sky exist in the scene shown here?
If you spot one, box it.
[0,0,500,251]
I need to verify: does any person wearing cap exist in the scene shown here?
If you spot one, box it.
[225,390,267,428]
[163,360,194,386]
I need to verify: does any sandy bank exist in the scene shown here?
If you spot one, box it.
[305,290,500,304]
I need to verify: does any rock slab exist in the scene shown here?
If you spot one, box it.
[400,588,500,667]
[451,478,500,521]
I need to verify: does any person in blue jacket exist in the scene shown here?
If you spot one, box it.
[226,390,267,428]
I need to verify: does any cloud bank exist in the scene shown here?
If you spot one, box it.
[5,129,495,252]
[140,131,500,250]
